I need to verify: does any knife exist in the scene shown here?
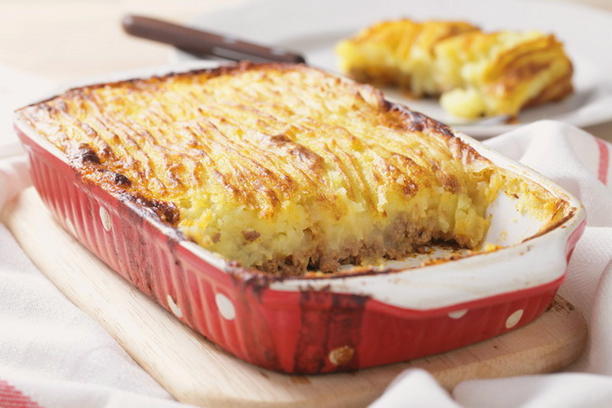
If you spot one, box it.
[121,14,306,64]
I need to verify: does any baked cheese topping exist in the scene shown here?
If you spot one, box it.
[337,20,573,119]
[18,63,506,275]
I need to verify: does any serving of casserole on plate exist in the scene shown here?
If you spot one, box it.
[337,19,574,120]
[14,62,585,373]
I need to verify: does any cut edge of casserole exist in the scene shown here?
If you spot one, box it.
[15,62,572,277]
[336,19,574,119]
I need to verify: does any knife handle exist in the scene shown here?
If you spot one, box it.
[122,14,306,64]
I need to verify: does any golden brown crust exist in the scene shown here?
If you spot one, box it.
[17,62,501,275]
[523,69,574,109]
[17,62,483,207]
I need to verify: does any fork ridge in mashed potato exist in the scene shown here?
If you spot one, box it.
[337,19,573,119]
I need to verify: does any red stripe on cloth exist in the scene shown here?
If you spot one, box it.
[596,137,609,185]
[0,380,43,408]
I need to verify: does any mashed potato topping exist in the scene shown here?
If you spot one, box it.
[18,63,533,275]
[337,20,573,119]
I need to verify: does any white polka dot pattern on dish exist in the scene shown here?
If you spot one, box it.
[448,309,468,319]
[215,293,236,320]
[167,294,183,318]
[99,206,112,232]
[505,309,524,329]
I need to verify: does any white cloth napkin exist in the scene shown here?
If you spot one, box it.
[1,86,611,407]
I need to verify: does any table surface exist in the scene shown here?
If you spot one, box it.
[1,0,611,140]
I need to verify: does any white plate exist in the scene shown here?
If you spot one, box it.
[174,0,612,138]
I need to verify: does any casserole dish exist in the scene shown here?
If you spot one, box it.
[14,63,585,374]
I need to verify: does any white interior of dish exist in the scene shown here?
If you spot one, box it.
[484,192,542,245]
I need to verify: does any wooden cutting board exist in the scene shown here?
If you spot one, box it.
[2,188,588,408]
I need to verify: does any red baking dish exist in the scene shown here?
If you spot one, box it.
[14,68,585,374]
